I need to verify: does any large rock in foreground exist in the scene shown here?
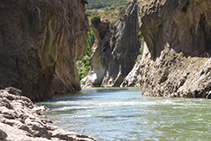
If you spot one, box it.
[0,0,88,101]
[0,87,95,141]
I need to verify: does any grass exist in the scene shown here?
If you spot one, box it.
[85,0,128,23]
[86,0,127,10]
[86,9,120,23]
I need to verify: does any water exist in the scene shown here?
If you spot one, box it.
[37,88,211,141]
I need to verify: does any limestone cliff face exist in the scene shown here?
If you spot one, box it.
[0,0,89,100]
[122,0,211,98]
[139,0,211,58]
[83,0,140,87]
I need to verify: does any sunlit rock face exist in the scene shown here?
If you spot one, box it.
[0,0,89,100]
[122,0,211,98]
[83,0,140,87]
[139,0,211,59]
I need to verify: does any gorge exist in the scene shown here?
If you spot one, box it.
[0,0,94,140]
[1,0,211,140]
[84,0,211,99]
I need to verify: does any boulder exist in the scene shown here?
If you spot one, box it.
[0,88,95,140]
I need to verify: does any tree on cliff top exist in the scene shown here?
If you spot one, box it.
[91,16,101,25]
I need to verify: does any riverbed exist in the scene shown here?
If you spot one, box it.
[37,88,211,140]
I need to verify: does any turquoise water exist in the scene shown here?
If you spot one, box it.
[38,88,211,141]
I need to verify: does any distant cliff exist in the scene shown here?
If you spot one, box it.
[0,0,89,101]
[83,0,140,87]
[122,0,211,98]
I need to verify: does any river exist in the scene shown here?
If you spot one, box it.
[37,88,211,141]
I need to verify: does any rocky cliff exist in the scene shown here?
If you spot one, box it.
[122,0,211,98]
[82,0,140,87]
[0,0,89,101]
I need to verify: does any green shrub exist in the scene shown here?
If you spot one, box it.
[85,10,94,17]
[136,46,143,63]
[119,7,125,15]
[77,56,91,79]
[207,52,210,57]
[110,22,115,30]
[76,29,96,79]
[86,0,127,10]
[91,16,101,25]
[111,35,116,41]
[138,30,142,38]
[119,17,124,21]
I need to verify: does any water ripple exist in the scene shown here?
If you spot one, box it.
[37,88,211,141]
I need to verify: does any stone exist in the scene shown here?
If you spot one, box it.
[1,97,13,109]
[0,129,7,140]
[5,87,22,96]
[18,125,32,133]
[0,88,95,140]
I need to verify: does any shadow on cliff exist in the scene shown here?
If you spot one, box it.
[82,0,141,88]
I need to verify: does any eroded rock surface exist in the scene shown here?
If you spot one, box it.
[0,87,95,141]
[83,0,140,87]
[122,47,211,98]
[122,0,211,98]
[139,0,211,58]
[0,0,89,101]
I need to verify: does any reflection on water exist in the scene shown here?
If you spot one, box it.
[37,88,211,141]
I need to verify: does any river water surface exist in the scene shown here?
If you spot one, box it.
[38,88,211,141]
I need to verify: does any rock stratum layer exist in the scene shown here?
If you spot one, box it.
[0,87,95,141]
[122,0,211,98]
[0,0,88,101]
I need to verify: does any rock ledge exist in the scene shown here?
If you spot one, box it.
[0,87,95,141]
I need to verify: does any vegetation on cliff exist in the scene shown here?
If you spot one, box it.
[86,0,127,10]
[91,16,101,25]
[136,30,144,62]
[83,0,140,87]
[85,0,127,23]
[77,0,129,80]
[77,29,96,79]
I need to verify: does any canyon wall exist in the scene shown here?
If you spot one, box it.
[122,0,211,98]
[0,0,88,101]
[83,0,140,87]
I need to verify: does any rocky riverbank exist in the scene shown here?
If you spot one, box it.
[0,87,95,141]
